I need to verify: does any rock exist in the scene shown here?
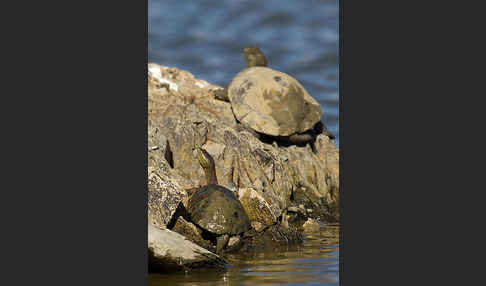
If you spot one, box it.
[147,166,185,229]
[148,224,226,272]
[302,218,321,233]
[251,221,265,232]
[287,205,307,216]
[288,206,298,212]
[147,63,339,250]
[228,67,322,137]
[239,224,303,253]
[171,217,213,251]
[238,187,278,230]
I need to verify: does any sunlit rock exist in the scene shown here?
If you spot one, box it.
[148,224,226,272]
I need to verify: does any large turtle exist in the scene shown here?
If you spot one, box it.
[186,147,251,254]
[215,46,335,145]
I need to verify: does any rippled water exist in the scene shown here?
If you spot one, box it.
[148,224,339,286]
[148,0,339,145]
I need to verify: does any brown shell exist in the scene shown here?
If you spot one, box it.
[228,67,322,136]
[187,185,250,235]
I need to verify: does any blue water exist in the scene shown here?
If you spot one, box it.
[149,0,339,145]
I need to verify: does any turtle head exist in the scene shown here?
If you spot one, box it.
[244,45,268,68]
[196,147,218,185]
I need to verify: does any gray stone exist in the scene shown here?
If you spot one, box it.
[147,167,185,229]
[148,224,226,272]
[172,217,213,251]
[302,218,321,233]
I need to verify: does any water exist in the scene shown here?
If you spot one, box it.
[148,0,339,145]
[148,224,339,286]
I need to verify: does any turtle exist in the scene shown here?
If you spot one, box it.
[214,45,335,145]
[244,45,268,67]
[186,146,251,254]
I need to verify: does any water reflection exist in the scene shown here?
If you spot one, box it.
[149,224,339,286]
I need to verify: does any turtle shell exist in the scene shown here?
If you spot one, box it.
[228,67,322,137]
[187,185,250,235]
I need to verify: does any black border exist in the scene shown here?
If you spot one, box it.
[5,1,149,284]
[10,0,461,284]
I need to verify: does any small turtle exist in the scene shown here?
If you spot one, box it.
[186,147,251,254]
[215,46,335,145]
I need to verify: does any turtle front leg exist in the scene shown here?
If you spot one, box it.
[288,133,318,153]
[288,133,314,145]
[314,121,335,139]
[216,234,229,255]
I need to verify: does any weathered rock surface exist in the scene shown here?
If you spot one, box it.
[238,187,278,229]
[240,224,303,252]
[147,63,339,259]
[172,217,213,251]
[148,224,226,272]
[302,218,321,233]
[228,66,322,137]
[147,161,186,229]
